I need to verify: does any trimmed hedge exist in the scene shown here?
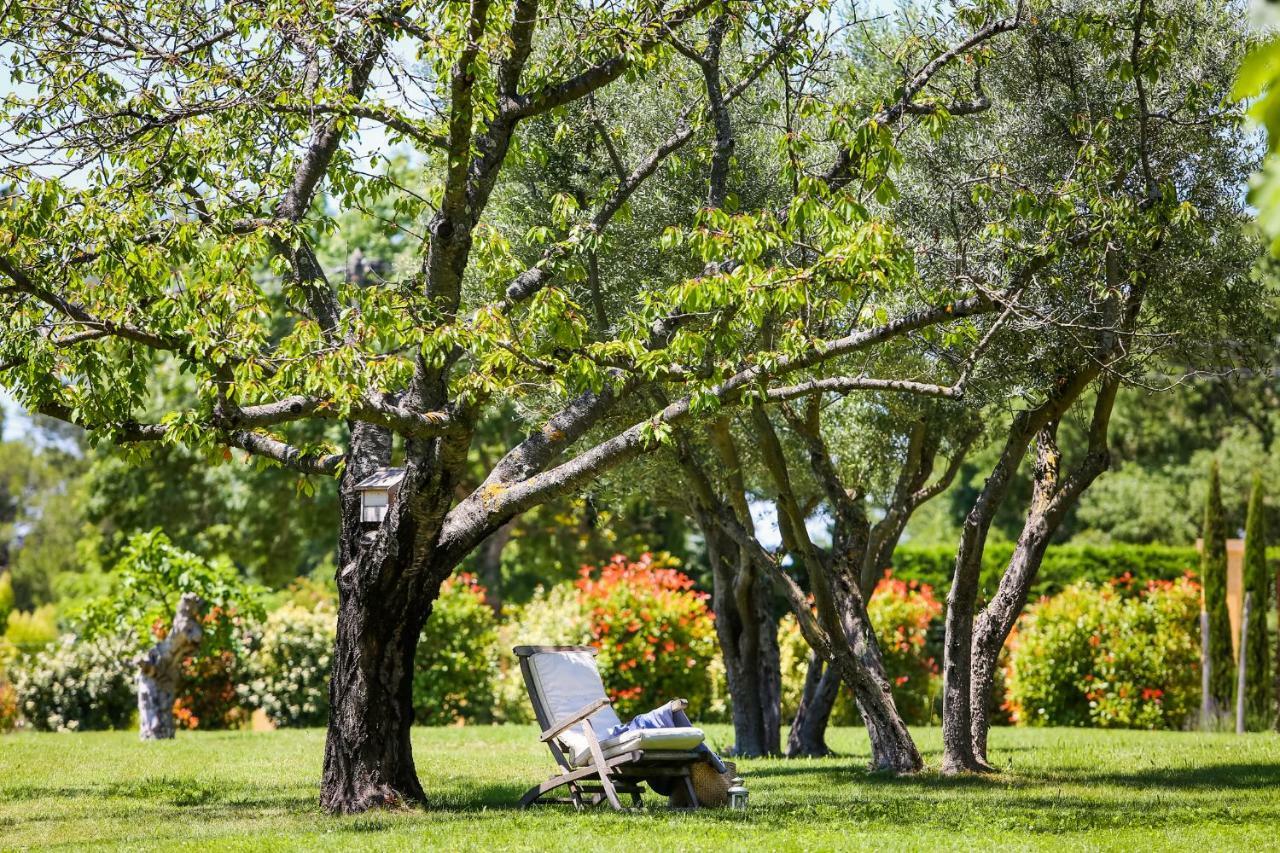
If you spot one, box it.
[888,544,1280,599]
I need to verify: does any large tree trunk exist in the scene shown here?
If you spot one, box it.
[703,421,783,757]
[787,653,840,757]
[320,422,452,813]
[828,578,923,772]
[321,575,430,813]
[136,592,204,740]
[969,528,1050,763]
[968,387,1116,764]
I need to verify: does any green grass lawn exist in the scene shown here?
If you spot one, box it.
[2,725,1278,851]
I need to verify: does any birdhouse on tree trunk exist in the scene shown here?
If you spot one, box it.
[354,467,406,524]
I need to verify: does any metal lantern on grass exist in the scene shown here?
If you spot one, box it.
[728,777,748,811]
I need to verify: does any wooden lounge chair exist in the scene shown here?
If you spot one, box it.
[514,644,707,811]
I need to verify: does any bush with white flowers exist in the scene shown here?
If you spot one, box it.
[12,634,136,731]
[238,603,335,728]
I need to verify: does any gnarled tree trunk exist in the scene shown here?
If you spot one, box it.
[320,423,457,813]
[787,653,840,757]
[136,592,204,741]
[702,420,782,757]
[708,526,783,757]
[322,573,432,812]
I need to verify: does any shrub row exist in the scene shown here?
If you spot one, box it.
[1,545,1218,734]
[890,543,1219,599]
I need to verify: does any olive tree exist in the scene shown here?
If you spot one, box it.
[926,0,1267,772]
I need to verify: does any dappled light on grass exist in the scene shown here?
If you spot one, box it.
[1,726,1277,849]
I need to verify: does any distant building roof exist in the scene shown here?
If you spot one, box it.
[353,467,406,490]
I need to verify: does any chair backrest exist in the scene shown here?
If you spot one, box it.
[514,645,623,763]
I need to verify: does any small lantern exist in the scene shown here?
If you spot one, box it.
[728,777,748,811]
[353,467,406,524]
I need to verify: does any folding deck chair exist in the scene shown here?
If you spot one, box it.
[514,644,708,811]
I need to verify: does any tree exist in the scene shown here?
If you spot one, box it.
[783,404,977,758]
[0,0,1036,809]
[1203,458,1233,712]
[136,592,204,740]
[1243,472,1270,720]
[934,0,1265,772]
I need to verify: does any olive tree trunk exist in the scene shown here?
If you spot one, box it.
[136,592,204,741]
[712,550,783,758]
[787,653,840,757]
[967,384,1115,764]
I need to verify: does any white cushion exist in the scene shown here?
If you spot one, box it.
[570,726,705,767]
[526,649,624,762]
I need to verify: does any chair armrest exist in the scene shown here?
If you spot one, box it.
[540,697,612,743]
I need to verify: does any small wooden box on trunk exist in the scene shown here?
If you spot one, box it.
[353,467,406,525]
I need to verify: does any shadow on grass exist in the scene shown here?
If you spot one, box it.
[1,775,316,811]
[1071,762,1280,790]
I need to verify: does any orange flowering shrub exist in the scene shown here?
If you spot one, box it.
[577,554,717,719]
[1004,573,1201,729]
[0,678,18,732]
[866,572,942,724]
[165,607,250,730]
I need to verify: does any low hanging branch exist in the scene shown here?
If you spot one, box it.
[136,593,204,741]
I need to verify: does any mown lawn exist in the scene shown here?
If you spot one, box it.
[1,725,1277,851]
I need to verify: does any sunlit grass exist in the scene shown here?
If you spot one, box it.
[2,725,1277,850]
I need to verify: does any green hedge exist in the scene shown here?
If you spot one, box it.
[890,544,1280,600]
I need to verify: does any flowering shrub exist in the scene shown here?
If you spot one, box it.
[72,531,263,728]
[577,554,718,719]
[778,573,942,726]
[174,649,243,730]
[0,678,18,732]
[413,573,500,725]
[238,603,335,728]
[11,634,135,731]
[1004,574,1201,729]
[867,572,942,724]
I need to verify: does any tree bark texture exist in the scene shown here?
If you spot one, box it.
[1274,566,1280,732]
[321,421,456,813]
[703,420,782,757]
[782,406,974,752]
[752,403,924,772]
[705,523,783,757]
[787,653,840,757]
[136,592,204,741]
[939,364,1103,773]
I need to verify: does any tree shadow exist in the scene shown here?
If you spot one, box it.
[744,761,1007,790]
[1069,762,1280,791]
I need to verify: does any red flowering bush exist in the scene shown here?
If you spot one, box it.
[779,572,942,726]
[174,649,243,731]
[577,554,718,718]
[159,607,251,731]
[1005,573,1201,729]
[0,678,18,732]
[866,572,942,724]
